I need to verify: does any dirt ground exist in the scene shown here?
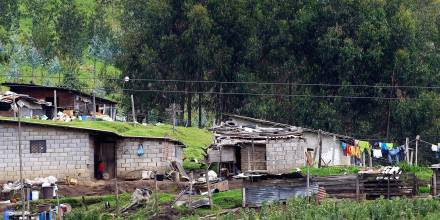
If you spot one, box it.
[58,178,243,197]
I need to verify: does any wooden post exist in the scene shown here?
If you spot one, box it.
[251,138,255,171]
[247,146,251,172]
[131,94,136,123]
[154,172,159,213]
[433,170,437,196]
[387,176,390,199]
[415,135,420,166]
[53,90,57,118]
[103,104,106,115]
[205,168,213,209]
[115,179,119,217]
[369,148,372,168]
[219,146,222,176]
[189,172,193,209]
[410,151,414,166]
[318,130,323,168]
[92,91,96,119]
[405,137,409,163]
[242,187,246,208]
[332,136,336,166]
[356,174,360,201]
[362,152,366,167]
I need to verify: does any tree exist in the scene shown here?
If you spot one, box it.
[27,43,43,84]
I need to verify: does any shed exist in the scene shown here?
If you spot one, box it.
[2,82,117,119]
[0,119,185,183]
[208,114,351,175]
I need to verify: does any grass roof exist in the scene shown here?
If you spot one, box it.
[0,117,213,160]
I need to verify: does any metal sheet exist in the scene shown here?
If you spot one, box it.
[245,184,319,207]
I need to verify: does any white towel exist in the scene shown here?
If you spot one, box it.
[373,149,382,158]
[432,145,438,152]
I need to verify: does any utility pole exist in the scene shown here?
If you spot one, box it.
[12,94,25,220]
[166,103,182,133]
[415,135,420,166]
[131,94,136,123]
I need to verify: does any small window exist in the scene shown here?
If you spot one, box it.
[30,140,47,153]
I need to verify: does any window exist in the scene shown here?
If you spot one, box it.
[30,140,47,153]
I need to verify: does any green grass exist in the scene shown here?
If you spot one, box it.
[300,166,360,177]
[220,198,440,220]
[0,117,213,160]
[398,162,433,181]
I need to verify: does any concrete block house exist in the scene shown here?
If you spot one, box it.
[208,114,351,174]
[0,119,184,183]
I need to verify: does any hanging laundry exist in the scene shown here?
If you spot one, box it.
[346,144,353,156]
[388,147,400,164]
[386,143,394,150]
[373,149,382,158]
[380,142,388,151]
[432,144,438,152]
[358,140,371,154]
[340,142,347,151]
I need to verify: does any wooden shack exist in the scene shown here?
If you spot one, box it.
[2,82,117,119]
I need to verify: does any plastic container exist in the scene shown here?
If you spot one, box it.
[32,191,40,201]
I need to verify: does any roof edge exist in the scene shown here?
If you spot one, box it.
[0,118,184,146]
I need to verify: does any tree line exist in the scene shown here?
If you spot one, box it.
[1,0,440,164]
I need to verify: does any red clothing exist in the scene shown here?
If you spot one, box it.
[98,163,105,172]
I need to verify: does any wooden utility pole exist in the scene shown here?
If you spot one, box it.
[166,103,182,132]
[415,135,420,166]
[53,90,57,118]
[318,130,323,168]
[13,95,25,220]
[131,94,136,123]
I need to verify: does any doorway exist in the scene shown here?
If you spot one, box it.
[94,142,116,179]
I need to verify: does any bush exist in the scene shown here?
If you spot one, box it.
[221,198,440,220]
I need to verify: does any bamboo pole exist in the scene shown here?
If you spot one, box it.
[53,90,57,118]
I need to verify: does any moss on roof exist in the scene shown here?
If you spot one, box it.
[0,117,213,160]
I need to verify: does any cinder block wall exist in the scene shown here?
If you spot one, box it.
[116,138,182,178]
[266,139,305,173]
[0,124,94,183]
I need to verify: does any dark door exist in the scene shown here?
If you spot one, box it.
[95,142,116,179]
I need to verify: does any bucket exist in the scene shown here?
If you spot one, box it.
[42,186,54,199]
[32,191,40,201]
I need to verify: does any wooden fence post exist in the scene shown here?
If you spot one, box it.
[356,174,360,202]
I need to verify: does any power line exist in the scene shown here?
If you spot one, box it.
[4,74,440,89]
[2,82,440,100]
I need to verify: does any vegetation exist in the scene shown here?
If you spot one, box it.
[1,0,440,165]
[398,162,433,181]
[300,166,361,177]
[220,198,440,220]
[0,116,212,161]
